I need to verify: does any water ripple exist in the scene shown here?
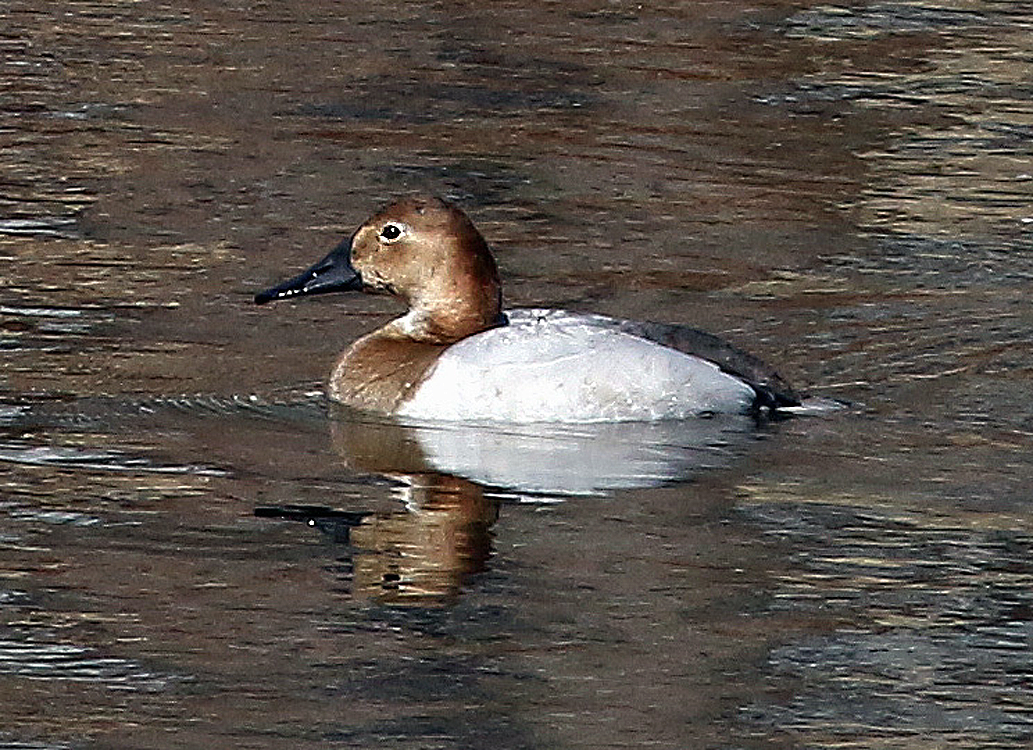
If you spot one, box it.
[0,638,174,691]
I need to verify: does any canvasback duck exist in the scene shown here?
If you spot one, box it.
[255,196,800,423]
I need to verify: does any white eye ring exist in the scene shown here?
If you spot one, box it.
[379,222,407,243]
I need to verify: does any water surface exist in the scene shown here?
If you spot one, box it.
[2,1,1032,748]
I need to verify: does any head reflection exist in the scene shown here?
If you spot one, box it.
[349,473,497,606]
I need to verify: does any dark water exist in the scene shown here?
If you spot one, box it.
[2,1,1032,748]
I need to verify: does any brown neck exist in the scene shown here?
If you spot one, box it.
[410,279,503,343]
[399,232,504,344]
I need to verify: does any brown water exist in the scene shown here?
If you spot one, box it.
[2,1,1032,748]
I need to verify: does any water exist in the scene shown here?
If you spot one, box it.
[2,1,1032,747]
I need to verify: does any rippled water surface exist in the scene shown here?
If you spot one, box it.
[2,1,1032,748]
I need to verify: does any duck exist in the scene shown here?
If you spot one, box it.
[254,196,801,423]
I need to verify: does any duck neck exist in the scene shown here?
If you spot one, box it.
[390,281,503,344]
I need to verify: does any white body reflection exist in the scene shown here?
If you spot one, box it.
[405,417,759,497]
[331,408,763,498]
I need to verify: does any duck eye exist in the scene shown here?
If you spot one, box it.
[379,222,405,243]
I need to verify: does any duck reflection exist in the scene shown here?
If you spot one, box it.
[259,408,763,606]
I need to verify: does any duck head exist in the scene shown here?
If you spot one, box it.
[255,196,504,343]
